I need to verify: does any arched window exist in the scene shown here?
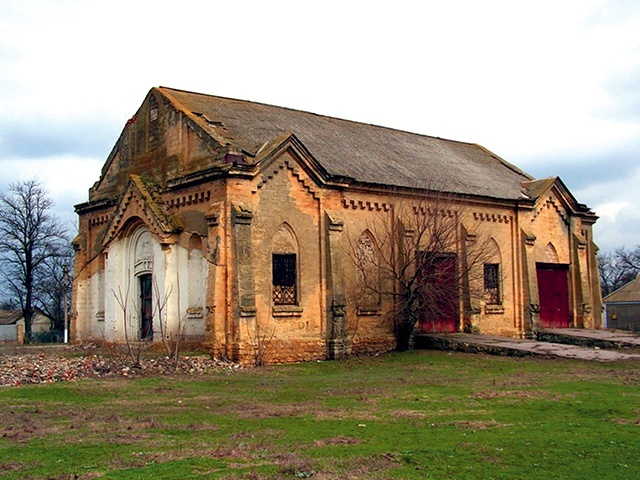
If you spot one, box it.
[272,223,299,305]
[356,230,380,312]
[544,242,559,264]
[483,238,502,305]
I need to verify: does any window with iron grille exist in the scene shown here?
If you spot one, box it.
[273,253,297,305]
[484,263,500,304]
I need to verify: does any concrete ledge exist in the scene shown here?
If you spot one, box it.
[537,328,640,349]
[414,334,533,358]
[414,332,640,362]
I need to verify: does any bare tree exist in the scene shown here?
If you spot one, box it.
[34,242,74,336]
[616,246,640,272]
[153,279,173,356]
[598,248,640,297]
[113,283,142,366]
[350,195,491,351]
[0,179,68,342]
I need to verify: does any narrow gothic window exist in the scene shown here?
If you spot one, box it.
[272,253,297,305]
[356,231,380,311]
[149,96,159,152]
[484,263,500,304]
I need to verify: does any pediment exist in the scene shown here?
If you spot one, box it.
[252,133,352,190]
[523,177,595,220]
[249,134,329,200]
[102,175,183,247]
[531,191,570,227]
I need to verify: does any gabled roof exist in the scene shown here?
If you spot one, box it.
[158,87,535,200]
[0,310,21,325]
[604,274,640,303]
[522,176,596,218]
[102,175,183,246]
[0,308,55,325]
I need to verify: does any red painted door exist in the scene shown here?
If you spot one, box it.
[418,255,458,333]
[536,267,570,328]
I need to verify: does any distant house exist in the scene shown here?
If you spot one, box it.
[72,87,603,364]
[603,274,640,331]
[0,310,22,342]
[0,309,54,343]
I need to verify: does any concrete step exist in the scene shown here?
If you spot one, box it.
[536,328,640,350]
[414,332,640,362]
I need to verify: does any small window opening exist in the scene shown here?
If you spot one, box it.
[484,263,500,304]
[273,253,297,305]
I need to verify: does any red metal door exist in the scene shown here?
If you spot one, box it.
[536,267,570,328]
[418,254,458,333]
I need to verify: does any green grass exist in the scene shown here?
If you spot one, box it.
[1,350,638,479]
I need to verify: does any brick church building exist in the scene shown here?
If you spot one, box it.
[72,87,602,363]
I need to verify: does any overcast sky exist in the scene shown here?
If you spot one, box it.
[1,0,639,252]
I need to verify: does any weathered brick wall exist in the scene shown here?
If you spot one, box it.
[235,152,325,362]
[350,335,396,356]
[237,338,326,365]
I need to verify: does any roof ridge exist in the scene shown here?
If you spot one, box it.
[156,86,482,148]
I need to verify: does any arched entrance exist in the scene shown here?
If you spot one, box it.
[131,227,154,341]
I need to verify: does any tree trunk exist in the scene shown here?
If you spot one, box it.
[23,308,33,344]
[394,321,414,352]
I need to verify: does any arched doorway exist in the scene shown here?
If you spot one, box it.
[131,227,154,341]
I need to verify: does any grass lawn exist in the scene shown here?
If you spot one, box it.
[0,350,638,479]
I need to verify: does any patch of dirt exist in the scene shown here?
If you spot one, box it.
[313,436,360,447]
[0,409,66,443]
[231,401,318,419]
[390,409,428,419]
[612,418,640,426]
[0,347,241,387]
[471,389,563,401]
[313,407,379,422]
[456,419,508,430]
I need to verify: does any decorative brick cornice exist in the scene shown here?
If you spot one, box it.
[168,190,211,209]
[342,199,391,211]
[412,206,456,217]
[473,212,510,223]
[89,214,110,227]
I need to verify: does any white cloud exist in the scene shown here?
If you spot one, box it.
[595,202,630,222]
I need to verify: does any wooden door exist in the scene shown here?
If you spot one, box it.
[536,266,570,328]
[139,274,153,340]
[418,254,458,333]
